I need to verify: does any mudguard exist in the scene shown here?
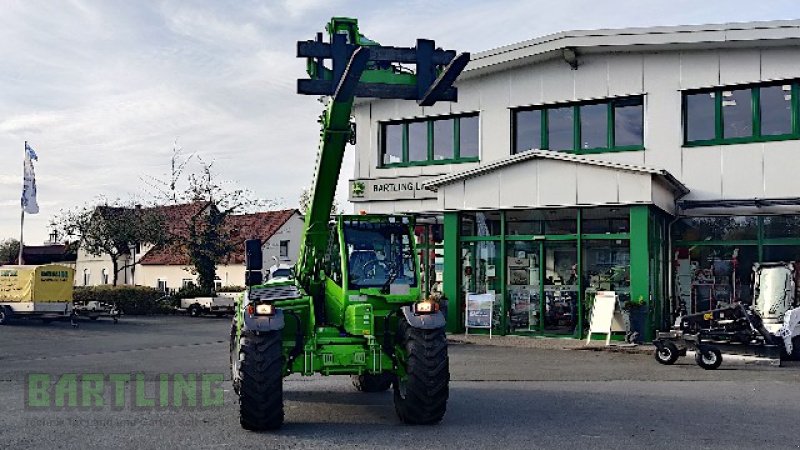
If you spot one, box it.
[242,308,285,332]
[400,305,446,330]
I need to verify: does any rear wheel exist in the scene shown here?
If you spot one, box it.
[695,346,722,370]
[393,319,449,425]
[238,330,284,431]
[188,304,202,317]
[654,341,679,365]
[352,373,393,392]
[0,306,10,325]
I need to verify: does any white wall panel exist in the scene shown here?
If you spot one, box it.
[617,171,651,204]
[642,52,683,177]
[679,51,719,89]
[574,54,609,100]
[721,144,764,199]
[761,47,800,80]
[479,73,511,162]
[537,159,577,206]
[763,140,799,198]
[451,78,481,112]
[576,166,617,205]
[508,65,542,106]
[442,181,466,210]
[540,59,575,103]
[607,53,644,96]
[463,173,500,209]
[681,147,722,199]
[598,151,646,167]
[498,161,538,207]
[719,49,761,85]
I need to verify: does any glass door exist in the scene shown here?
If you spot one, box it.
[461,241,502,333]
[506,240,541,333]
[543,242,579,336]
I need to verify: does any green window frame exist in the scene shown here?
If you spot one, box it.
[683,80,800,147]
[379,113,480,168]
[511,95,645,155]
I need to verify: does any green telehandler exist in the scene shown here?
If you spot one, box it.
[229,17,469,431]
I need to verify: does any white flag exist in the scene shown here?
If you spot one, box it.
[21,143,39,214]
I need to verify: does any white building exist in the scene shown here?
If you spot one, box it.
[348,20,800,339]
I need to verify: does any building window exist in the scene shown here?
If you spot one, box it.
[280,240,289,259]
[512,95,644,155]
[157,279,167,292]
[83,269,90,286]
[182,279,194,288]
[101,268,109,285]
[683,81,798,146]
[379,113,479,167]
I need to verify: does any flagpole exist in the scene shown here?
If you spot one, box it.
[18,141,26,265]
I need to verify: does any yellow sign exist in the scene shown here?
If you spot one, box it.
[0,264,74,302]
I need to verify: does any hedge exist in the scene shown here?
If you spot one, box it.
[73,286,172,315]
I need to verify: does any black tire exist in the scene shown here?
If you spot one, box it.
[229,323,241,395]
[89,316,99,321]
[393,319,449,425]
[352,373,393,392]
[654,341,679,365]
[238,330,284,431]
[0,306,10,325]
[188,305,201,317]
[695,346,723,370]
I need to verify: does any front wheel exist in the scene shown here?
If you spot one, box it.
[237,330,284,431]
[0,306,10,325]
[654,341,679,365]
[695,346,722,370]
[393,319,449,425]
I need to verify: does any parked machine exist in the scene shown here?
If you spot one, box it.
[655,262,800,369]
[228,17,469,431]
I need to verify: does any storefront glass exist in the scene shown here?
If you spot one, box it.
[543,242,578,335]
[582,207,630,234]
[675,216,758,241]
[414,221,444,297]
[582,240,630,331]
[673,245,757,313]
[506,241,541,333]
[763,215,800,239]
[461,211,502,236]
[543,208,578,235]
[462,241,502,333]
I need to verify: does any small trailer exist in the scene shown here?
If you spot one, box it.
[180,292,238,317]
[73,300,121,323]
[0,264,77,326]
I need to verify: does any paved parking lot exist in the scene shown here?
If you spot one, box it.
[1,316,799,449]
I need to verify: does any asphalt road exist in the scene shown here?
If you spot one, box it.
[1,316,799,449]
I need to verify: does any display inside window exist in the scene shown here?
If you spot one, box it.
[760,84,793,136]
[506,210,544,235]
[721,88,753,139]
[462,241,502,331]
[543,243,578,335]
[514,109,541,154]
[542,208,578,235]
[685,91,716,142]
[507,241,540,332]
[580,103,608,150]
[673,245,757,313]
[763,215,800,239]
[460,211,501,236]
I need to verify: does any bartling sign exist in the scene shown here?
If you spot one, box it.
[349,176,437,202]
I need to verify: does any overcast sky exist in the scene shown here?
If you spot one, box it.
[2,0,798,244]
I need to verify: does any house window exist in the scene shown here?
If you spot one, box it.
[83,269,90,286]
[379,113,480,167]
[101,268,109,285]
[157,279,167,292]
[684,81,798,146]
[280,240,289,259]
[182,279,194,288]
[214,277,222,291]
[513,95,644,155]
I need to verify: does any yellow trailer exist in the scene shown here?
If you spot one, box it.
[0,264,75,325]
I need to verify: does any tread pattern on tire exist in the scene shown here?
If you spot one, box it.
[393,319,449,425]
[238,330,284,431]
[353,373,393,392]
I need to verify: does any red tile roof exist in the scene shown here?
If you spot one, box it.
[139,207,298,266]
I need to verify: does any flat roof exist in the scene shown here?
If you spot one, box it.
[463,19,800,78]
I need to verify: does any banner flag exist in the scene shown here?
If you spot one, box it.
[21,143,39,214]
